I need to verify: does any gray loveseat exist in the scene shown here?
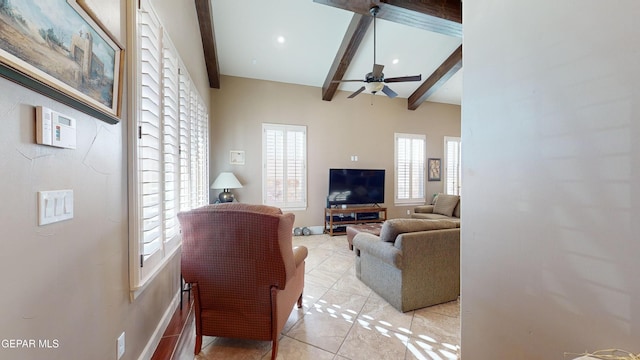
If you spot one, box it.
[353,218,460,312]
[412,193,460,222]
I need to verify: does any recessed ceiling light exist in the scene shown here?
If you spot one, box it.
[392,58,399,65]
[277,36,285,44]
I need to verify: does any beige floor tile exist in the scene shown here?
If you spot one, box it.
[305,268,343,288]
[331,271,372,297]
[286,289,367,353]
[301,282,331,308]
[358,296,414,336]
[304,248,335,271]
[286,308,354,353]
[316,253,355,274]
[411,308,460,341]
[404,336,460,360]
[283,304,307,334]
[408,310,460,360]
[420,299,461,318]
[263,336,335,360]
[199,337,271,359]
[338,321,410,360]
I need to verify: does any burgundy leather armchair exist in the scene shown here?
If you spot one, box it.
[177,203,308,359]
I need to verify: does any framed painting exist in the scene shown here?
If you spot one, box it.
[0,0,123,124]
[230,150,245,165]
[428,158,441,181]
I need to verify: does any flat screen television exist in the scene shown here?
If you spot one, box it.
[327,169,385,206]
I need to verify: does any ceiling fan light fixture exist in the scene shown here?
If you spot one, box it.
[366,82,384,93]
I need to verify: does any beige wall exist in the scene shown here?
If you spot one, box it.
[210,76,461,227]
[462,1,640,358]
[0,0,208,359]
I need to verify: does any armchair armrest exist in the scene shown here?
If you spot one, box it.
[414,205,434,214]
[292,246,308,268]
[353,233,402,268]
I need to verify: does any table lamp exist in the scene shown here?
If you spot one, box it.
[211,172,243,203]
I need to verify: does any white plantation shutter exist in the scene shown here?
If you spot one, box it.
[162,36,180,251]
[178,70,191,211]
[138,5,163,272]
[263,124,306,209]
[196,100,209,205]
[395,133,425,204]
[130,0,209,292]
[189,88,199,208]
[445,136,462,195]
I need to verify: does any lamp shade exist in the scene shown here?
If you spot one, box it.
[211,172,243,190]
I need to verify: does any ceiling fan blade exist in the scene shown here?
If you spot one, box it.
[331,79,365,83]
[381,85,398,98]
[372,64,384,78]
[348,86,366,98]
[384,74,422,83]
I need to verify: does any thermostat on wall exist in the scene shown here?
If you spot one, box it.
[36,106,77,149]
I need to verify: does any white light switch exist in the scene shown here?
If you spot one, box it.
[38,190,73,225]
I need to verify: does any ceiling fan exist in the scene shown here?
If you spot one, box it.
[333,5,422,99]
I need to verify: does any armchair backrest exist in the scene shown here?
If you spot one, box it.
[177,203,296,314]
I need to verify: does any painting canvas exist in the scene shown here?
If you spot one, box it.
[428,158,441,181]
[0,0,122,123]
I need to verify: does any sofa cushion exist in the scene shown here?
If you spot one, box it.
[433,194,460,217]
[411,213,453,220]
[379,218,457,243]
[453,199,461,218]
[413,205,434,214]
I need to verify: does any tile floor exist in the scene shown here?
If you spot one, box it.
[174,234,460,360]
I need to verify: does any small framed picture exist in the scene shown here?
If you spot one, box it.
[230,150,245,165]
[428,158,441,181]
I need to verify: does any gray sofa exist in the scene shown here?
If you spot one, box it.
[411,193,460,221]
[353,218,460,312]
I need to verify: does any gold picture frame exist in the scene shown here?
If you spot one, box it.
[0,0,124,124]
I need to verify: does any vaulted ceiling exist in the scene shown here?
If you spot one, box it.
[194,0,463,110]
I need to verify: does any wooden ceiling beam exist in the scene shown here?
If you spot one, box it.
[195,0,220,89]
[408,44,462,110]
[312,0,462,37]
[322,14,373,101]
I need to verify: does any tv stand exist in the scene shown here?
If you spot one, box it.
[324,206,387,236]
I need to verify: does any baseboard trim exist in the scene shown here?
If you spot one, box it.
[137,290,180,360]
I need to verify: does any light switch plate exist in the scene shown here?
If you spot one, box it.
[38,190,73,225]
[117,332,125,359]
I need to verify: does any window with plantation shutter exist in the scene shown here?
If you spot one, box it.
[262,124,307,209]
[130,0,209,293]
[444,136,462,196]
[138,4,163,274]
[395,133,426,204]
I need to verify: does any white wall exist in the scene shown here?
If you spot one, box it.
[462,1,640,358]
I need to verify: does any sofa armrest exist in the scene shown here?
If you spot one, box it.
[394,229,460,271]
[353,233,402,268]
[414,205,434,214]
